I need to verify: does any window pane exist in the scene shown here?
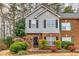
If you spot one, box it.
[32,20,36,24]
[46,37,56,46]
[62,26,66,30]
[62,37,72,42]
[47,20,56,28]
[62,23,71,30]
[31,20,36,28]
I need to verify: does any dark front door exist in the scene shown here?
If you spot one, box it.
[33,37,38,48]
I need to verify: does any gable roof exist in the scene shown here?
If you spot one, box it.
[58,13,79,19]
[26,4,60,18]
[26,4,79,19]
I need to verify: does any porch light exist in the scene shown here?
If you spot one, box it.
[34,16,37,19]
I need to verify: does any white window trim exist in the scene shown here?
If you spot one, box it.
[46,20,56,28]
[62,37,72,42]
[46,37,56,46]
[61,22,71,31]
[31,20,36,28]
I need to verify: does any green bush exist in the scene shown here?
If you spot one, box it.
[55,40,61,49]
[61,41,74,49]
[39,39,48,50]
[10,41,28,53]
[4,36,13,48]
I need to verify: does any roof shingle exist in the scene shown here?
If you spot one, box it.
[58,13,79,19]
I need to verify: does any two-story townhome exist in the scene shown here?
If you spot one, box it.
[25,4,79,48]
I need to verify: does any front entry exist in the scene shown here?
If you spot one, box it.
[33,37,38,48]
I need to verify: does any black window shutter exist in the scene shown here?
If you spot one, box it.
[56,20,58,28]
[44,20,46,28]
[36,20,38,28]
[29,20,31,28]
[60,22,61,31]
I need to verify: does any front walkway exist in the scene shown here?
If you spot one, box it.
[0,50,11,56]
[27,52,79,56]
[0,50,79,56]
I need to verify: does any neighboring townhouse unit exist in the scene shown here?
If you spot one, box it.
[25,4,79,48]
[59,13,79,46]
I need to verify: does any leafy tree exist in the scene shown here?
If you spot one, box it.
[49,3,65,13]
[15,18,25,29]
[8,4,19,37]
[14,18,25,37]
[63,6,74,13]
[0,3,6,39]
[0,3,39,38]
[3,36,13,48]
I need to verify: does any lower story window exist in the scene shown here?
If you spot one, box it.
[62,37,72,42]
[46,37,56,46]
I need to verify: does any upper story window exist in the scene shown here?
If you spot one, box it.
[31,20,36,28]
[61,23,71,31]
[46,20,57,28]
[29,20,38,28]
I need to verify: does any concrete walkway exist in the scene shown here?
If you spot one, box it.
[27,52,79,56]
[0,50,79,56]
[0,50,11,56]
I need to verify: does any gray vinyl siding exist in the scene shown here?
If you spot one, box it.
[25,7,60,33]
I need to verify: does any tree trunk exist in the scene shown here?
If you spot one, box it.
[1,11,5,39]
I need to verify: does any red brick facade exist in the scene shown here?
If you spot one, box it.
[60,19,79,45]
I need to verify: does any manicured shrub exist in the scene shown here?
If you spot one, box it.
[68,45,76,52]
[0,40,7,51]
[55,39,61,49]
[3,36,13,48]
[61,41,74,49]
[39,39,48,50]
[10,41,29,53]
[50,46,58,52]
